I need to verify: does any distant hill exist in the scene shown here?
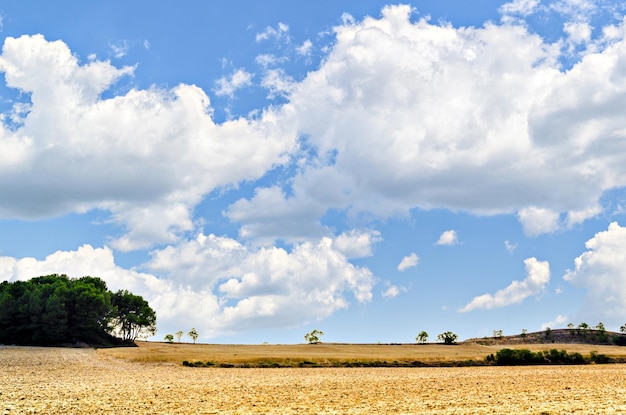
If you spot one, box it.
[465,328,626,346]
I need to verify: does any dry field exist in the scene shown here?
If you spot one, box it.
[2,344,626,414]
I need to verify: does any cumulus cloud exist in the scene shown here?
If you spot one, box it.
[436,230,458,246]
[460,257,550,312]
[0,231,377,339]
[564,222,626,324]
[0,34,295,250]
[228,4,626,241]
[499,0,540,17]
[517,207,561,236]
[397,253,419,271]
[382,284,402,299]
[296,39,313,56]
[214,68,253,97]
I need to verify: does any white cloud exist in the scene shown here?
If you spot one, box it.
[500,0,541,17]
[214,68,253,97]
[564,21,593,44]
[517,207,560,236]
[228,4,626,240]
[109,40,130,58]
[297,40,313,56]
[256,23,290,43]
[261,68,295,98]
[541,314,568,330]
[460,257,551,312]
[0,231,376,340]
[382,284,401,299]
[436,230,458,246]
[564,222,626,324]
[397,253,419,271]
[332,229,381,259]
[505,240,517,253]
[0,35,296,250]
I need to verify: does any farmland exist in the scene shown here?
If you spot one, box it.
[2,342,626,414]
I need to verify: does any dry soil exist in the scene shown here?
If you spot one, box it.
[2,345,626,414]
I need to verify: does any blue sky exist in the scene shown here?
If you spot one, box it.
[2,0,626,344]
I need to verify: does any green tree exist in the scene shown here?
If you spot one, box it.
[416,331,429,344]
[164,334,174,343]
[188,327,199,344]
[621,324,626,333]
[520,329,528,338]
[175,330,184,343]
[437,331,458,345]
[304,329,324,344]
[110,290,157,343]
[493,329,503,338]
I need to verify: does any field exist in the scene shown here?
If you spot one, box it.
[2,342,626,414]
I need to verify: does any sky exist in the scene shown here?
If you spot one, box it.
[1,0,626,344]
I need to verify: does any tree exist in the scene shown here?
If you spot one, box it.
[110,290,157,343]
[175,330,184,343]
[304,329,324,344]
[0,275,157,346]
[416,331,429,344]
[493,329,503,338]
[520,329,528,338]
[437,331,458,345]
[164,334,174,343]
[188,328,199,344]
[621,324,626,333]
[596,322,605,333]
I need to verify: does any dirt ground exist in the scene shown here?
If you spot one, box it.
[2,346,626,414]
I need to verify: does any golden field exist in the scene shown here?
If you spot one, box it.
[2,342,626,414]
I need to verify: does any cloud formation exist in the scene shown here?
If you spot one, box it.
[229,4,626,241]
[0,34,295,250]
[0,230,377,339]
[460,257,551,312]
[436,230,459,246]
[564,222,626,324]
[397,253,419,271]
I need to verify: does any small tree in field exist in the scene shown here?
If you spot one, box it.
[188,327,199,344]
[164,334,174,343]
[416,331,428,344]
[437,331,458,345]
[175,330,184,343]
[621,324,626,333]
[305,329,324,344]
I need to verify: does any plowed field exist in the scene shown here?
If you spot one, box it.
[2,345,626,414]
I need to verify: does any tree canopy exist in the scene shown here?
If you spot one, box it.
[0,274,156,346]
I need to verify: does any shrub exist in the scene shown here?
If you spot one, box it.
[493,348,590,365]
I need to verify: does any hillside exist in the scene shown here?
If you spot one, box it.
[465,328,626,346]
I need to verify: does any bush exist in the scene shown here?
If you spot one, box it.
[493,348,591,366]
[613,335,626,346]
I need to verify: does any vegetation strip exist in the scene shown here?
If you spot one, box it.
[180,348,625,368]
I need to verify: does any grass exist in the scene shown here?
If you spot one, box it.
[98,341,626,368]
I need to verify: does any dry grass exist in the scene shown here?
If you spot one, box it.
[99,341,626,366]
[2,345,626,414]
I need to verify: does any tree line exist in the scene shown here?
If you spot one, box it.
[0,274,156,346]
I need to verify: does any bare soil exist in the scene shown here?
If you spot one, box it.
[2,345,626,414]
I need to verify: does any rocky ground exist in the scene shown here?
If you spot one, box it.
[2,345,626,414]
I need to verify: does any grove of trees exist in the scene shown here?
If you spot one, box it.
[0,274,156,346]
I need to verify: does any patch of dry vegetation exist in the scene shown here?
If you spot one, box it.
[2,345,626,414]
[99,341,626,367]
